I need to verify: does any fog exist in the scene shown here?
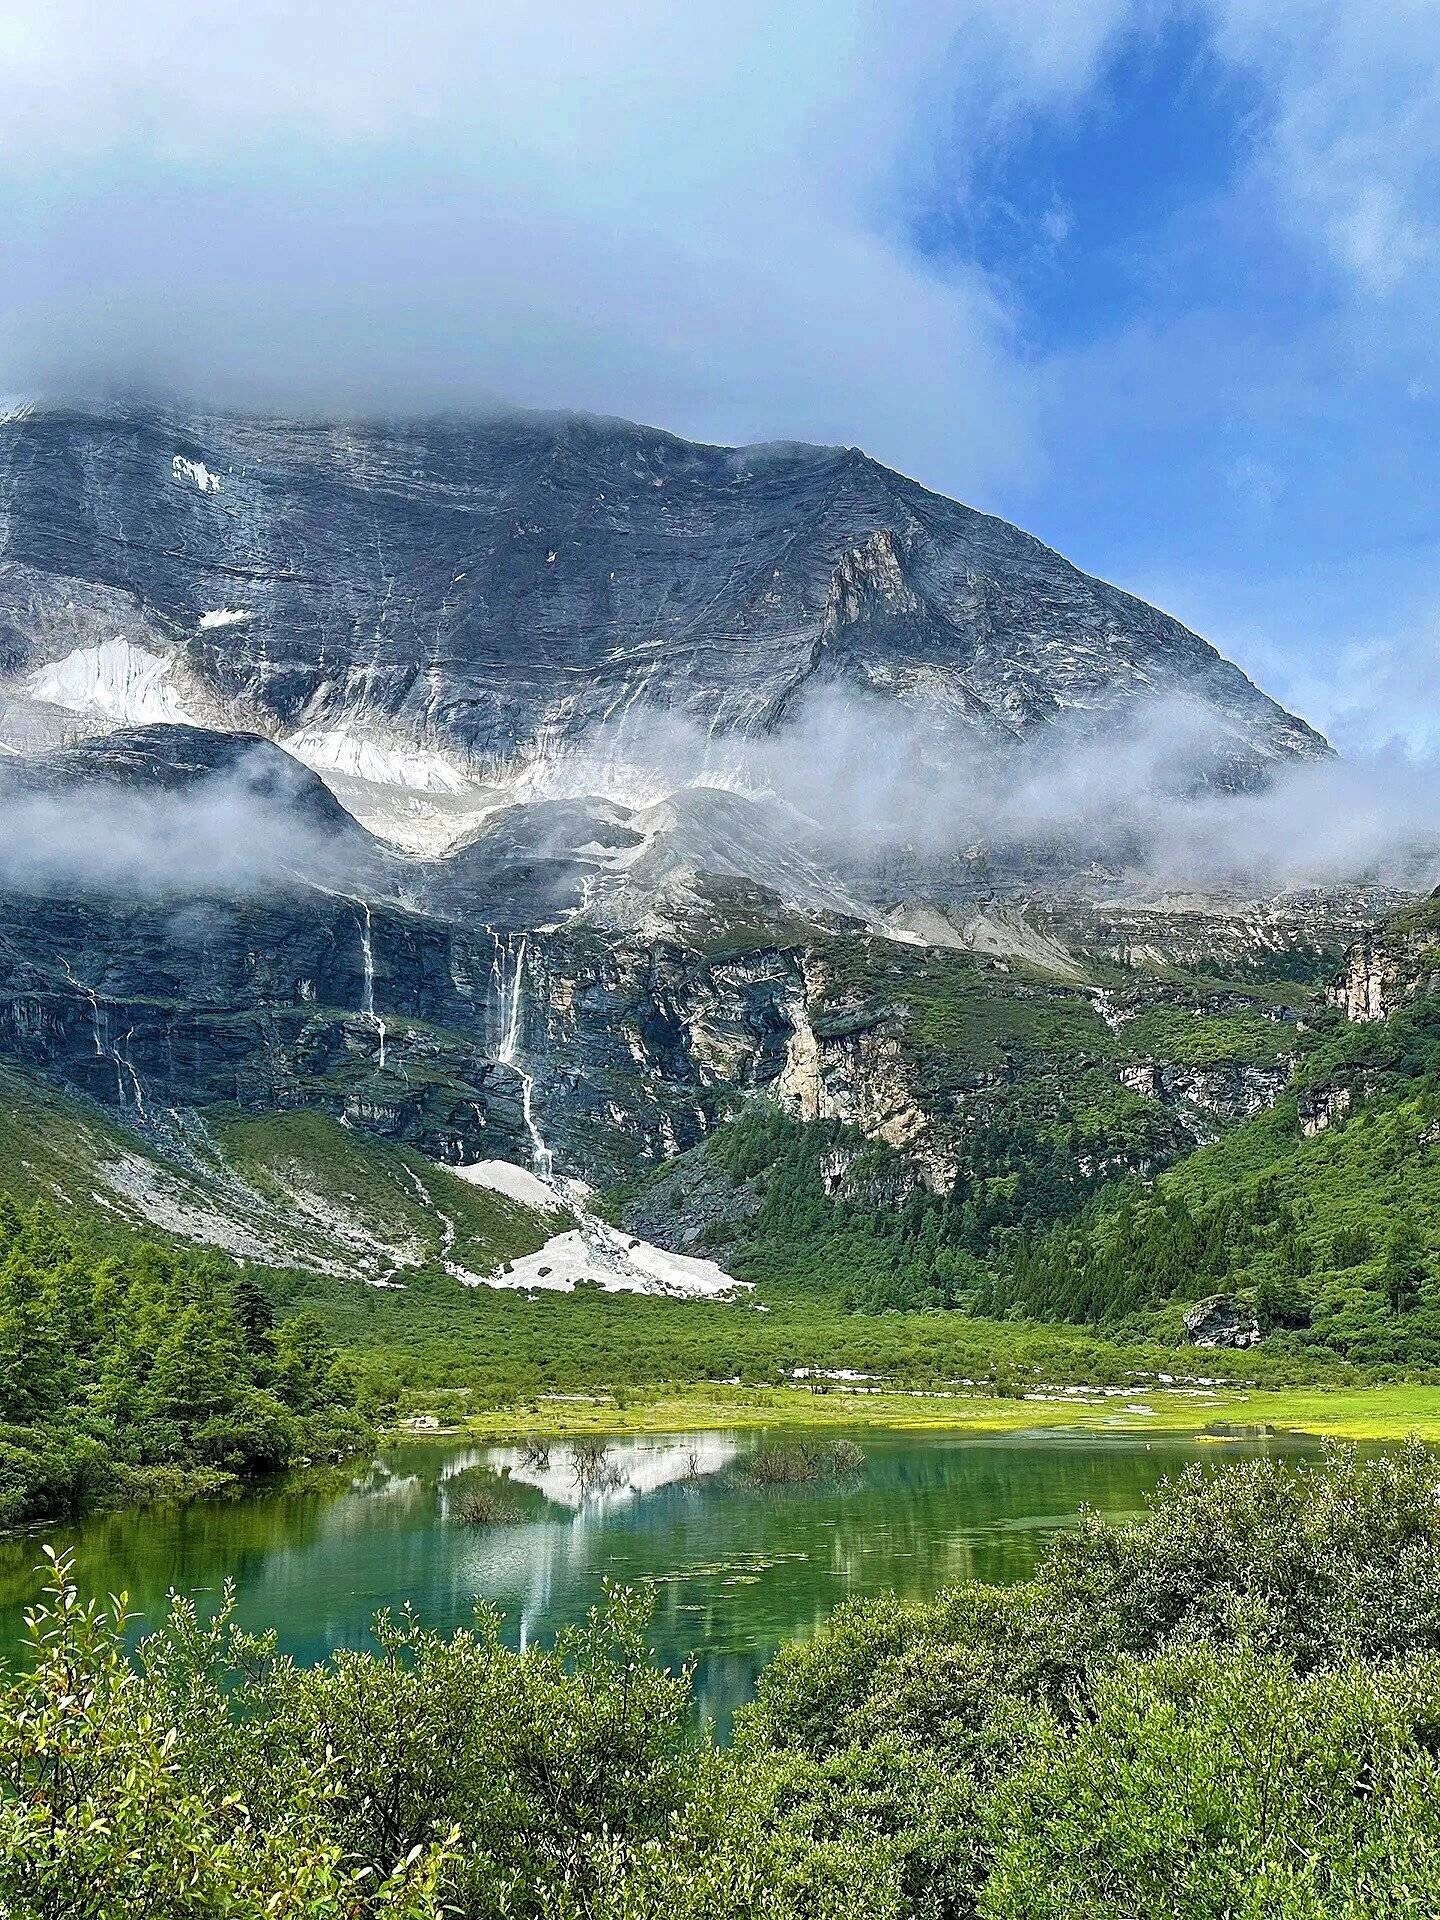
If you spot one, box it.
[2,688,1436,910]
[517,687,1440,898]
[0,747,374,900]
[0,0,1072,496]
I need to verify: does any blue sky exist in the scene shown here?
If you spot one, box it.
[3,1,1439,752]
[932,4,1440,756]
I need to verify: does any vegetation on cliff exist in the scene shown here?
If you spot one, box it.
[990,991,1440,1366]
[4,906,1436,1430]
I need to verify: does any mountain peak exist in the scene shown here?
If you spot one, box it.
[0,399,1325,794]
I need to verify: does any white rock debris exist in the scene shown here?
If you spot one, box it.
[283,722,473,794]
[171,454,222,493]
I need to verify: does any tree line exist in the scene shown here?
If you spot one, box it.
[0,1200,369,1524]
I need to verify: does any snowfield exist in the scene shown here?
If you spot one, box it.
[444,1158,746,1300]
[489,1224,743,1299]
[26,638,203,728]
[448,1157,560,1212]
[283,722,474,794]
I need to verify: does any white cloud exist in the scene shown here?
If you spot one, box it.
[1114,557,1440,766]
[1212,0,1440,296]
[5,0,1440,759]
[0,2,1141,493]
[1223,454,1283,514]
[1293,619,1440,760]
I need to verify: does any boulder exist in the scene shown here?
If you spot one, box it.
[1184,1294,1261,1349]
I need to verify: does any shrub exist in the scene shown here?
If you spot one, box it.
[0,1552,449,1919]
[448,1468,520,1526]
[982,1648,1440,1919]
[1038,1438,1440,1669]
[735,1440,866,1487]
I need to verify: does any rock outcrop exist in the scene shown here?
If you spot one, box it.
[1327,895,1440,1023]
[1118,1060,1292,1130]
[1329,938,1406,1023]
[1184,1295,1262,1349]
[1298,1083,1354,1137]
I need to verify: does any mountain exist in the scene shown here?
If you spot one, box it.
[974,890,1440,1366]
[0,398,1416,1340]
[0,1063,558,1285]
[0,710,1392,1202]
[0,400,1325,809]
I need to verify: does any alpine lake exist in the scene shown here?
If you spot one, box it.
[0,1425,1332,1733]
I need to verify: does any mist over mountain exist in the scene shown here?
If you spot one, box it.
[0,400,1322,789]
[4,394,1405,909]
[0,724,395,899]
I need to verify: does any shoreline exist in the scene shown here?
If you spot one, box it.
[404,1380,1440,1446]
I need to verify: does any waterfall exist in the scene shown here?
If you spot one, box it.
[488,932,555,1180]
[292,873,391,1071]
[116,1029,147,1115]
[356,902,387,1069]
[494,931,526,1067]
[59,957,146,1110]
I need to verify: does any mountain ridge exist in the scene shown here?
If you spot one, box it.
[0,399,1327,802]
[0,396,1411,1352]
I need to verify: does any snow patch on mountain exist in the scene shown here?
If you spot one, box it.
[198,608,253,630]
[448,1157,560,1212]
[26,638,203,727]
[171,454,221,493]
[283,722,474,794]
[474,1221,744,1298]
[446,1159,745,1299]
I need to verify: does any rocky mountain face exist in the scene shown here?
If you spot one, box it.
[0,400,1325,799]
[1325,892,1440,1023]
[0,728,817,1178]
[0,719,1360,1197]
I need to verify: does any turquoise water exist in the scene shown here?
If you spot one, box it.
[0,1427,1320,1728]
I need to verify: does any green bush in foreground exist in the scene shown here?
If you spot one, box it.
[983,1649,1440,1920]
[0,1552,449,1920]
[11,1444,1440,1917]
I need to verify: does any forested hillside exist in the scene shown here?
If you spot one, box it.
[3,887,1436,1457]
[0,1203,370,1523]
[991,983,1440,1365]
[605,897,1440,1373]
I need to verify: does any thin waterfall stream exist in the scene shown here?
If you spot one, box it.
[356,901,387,1070]
[293,872,391,1072]
[489,931,554,1179]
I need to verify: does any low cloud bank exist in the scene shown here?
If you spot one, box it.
[0,747,365,898]
[522,687,1440,897]
[2,692,1437,905]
